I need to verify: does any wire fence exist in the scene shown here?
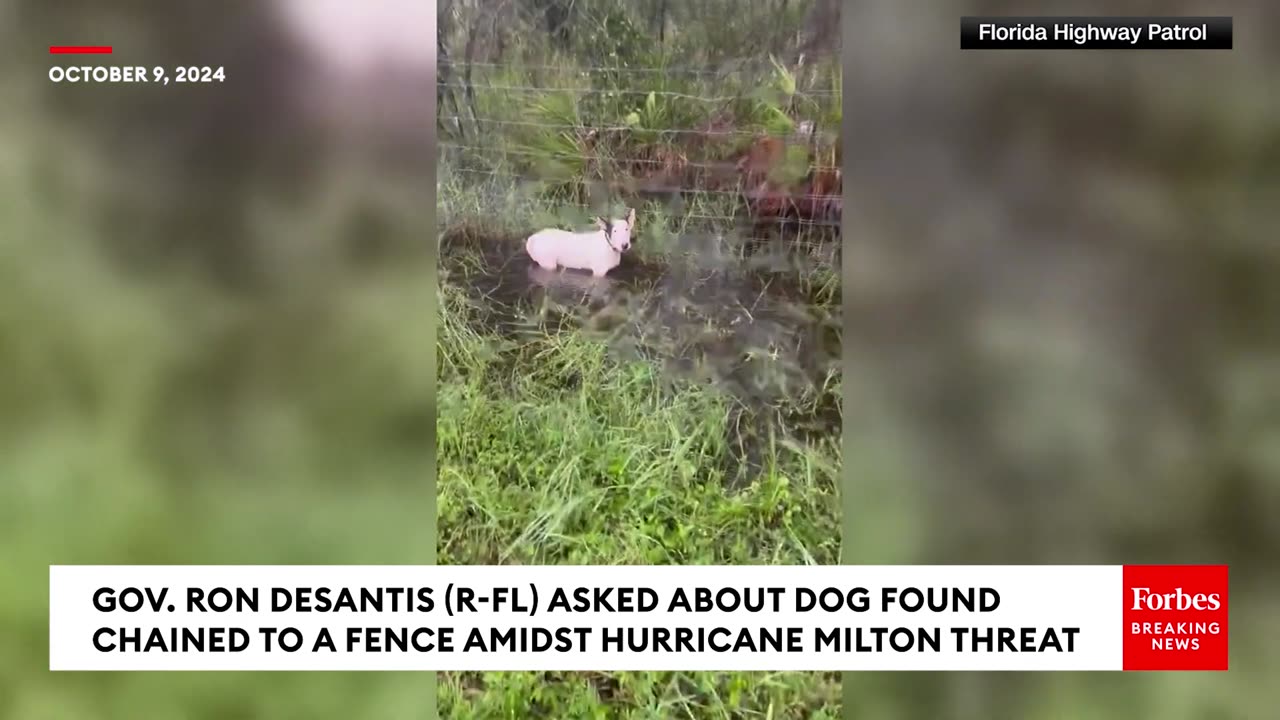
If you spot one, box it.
[439,141,839,173]
[436,83,839,103]
[443,167,839,229]
[437,54,840,77]
[438,60,842,233]
[437,116,838,143]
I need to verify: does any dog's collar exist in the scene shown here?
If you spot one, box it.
[602,221,625,253]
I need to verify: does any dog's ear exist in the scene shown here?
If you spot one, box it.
[594,217,608,231]
[626,207,636,228]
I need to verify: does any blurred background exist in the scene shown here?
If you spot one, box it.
[843,1,1279,717]
[1,1,434,717]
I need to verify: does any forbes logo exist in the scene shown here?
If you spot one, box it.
[1130,587,1222,612]
[1122,565,1228,671]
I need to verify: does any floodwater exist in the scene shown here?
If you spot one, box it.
[440,224,841,484]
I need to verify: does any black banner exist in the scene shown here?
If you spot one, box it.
[961,17,1232,50]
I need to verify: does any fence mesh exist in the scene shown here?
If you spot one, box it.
[437,56,842,234]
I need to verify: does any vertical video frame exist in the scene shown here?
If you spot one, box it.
[5,0,432,715]
[437,0,843,715]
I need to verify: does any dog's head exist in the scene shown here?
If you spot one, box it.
[595,207,636,252]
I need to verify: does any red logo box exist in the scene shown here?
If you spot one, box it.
[1122,565,1228,671]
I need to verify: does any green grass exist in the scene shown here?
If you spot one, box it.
[440,670,840,720]
[436,156,841,718]
[438,284,838,567]
[446,11,843,713]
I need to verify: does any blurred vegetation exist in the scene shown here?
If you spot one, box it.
[2,1,432,717]
[438,278,839,717]
[438,0,842,716]
[440,0,840,225]
[843,1,1280,718]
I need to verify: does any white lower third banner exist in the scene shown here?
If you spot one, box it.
[48,564,1228,672]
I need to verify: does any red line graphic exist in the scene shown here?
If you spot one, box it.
[50,46,113,54]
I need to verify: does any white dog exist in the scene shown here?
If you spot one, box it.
[525,208,635,278]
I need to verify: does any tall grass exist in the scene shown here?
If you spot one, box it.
[439,2,843,713]
[443,55,840,207]
[437,274,840,716]
[437,11,841,715]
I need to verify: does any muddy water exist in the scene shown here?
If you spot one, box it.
[440,226,841,484]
